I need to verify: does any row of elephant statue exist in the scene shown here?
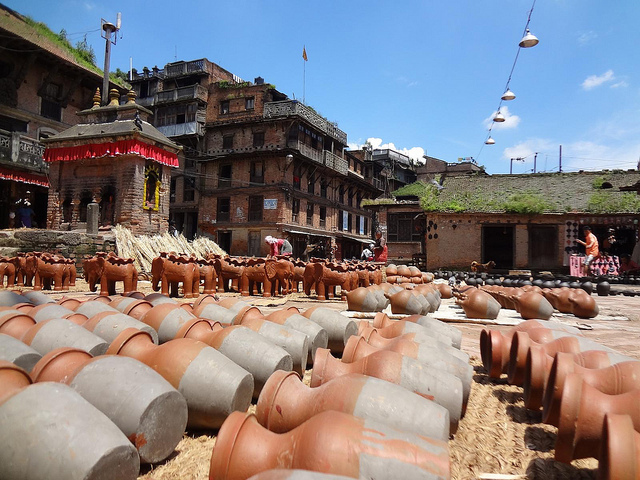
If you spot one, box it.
[0,252,77,291]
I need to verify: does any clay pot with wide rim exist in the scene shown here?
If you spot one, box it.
[140,303,198,343]
[256,370,450,440]
[598,413,640,480]
[208,410,450,480]
[301,306,358,354]
[0,332,41,371]
[107,328,253,429]
[396,314,462,348]
[265,308,328,363]
[367,317,457,349]
[107,296,154,320]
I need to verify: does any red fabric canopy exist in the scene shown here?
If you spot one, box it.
[44,139,179,168]
[0,166,49,187]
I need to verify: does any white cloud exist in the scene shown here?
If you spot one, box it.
[482,106,520,131]
[581,70,615,90]
[577,31,597,45]
[502,138,556,165]
[348,137,426,162]
[611,80,628,89]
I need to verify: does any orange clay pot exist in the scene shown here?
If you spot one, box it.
[599,414,640,480]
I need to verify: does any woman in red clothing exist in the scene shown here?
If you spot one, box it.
[373,230,388,263]
[265,236,293,257]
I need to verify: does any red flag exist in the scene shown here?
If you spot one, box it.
[302,46,308,61]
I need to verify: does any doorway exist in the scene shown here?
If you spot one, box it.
[248,231,261,257]
[218,231,232,255]
[528,225,558,270]
[482,225,514,269]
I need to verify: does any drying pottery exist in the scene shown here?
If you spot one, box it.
[0,332,41,371]
[140,303,197,342]
[107,296,154,320]
[511,290,554,320]
[386,289,425,315]
[301,306,358,354]
[265,309,328,363]
[20,318,108,356]
[598,414,640,480]
[21,291,55,305]
[368,317,458,349]
[83,311,159,344]
[346,287,380,312]
[456,289,501,319]
[247,470,353,480]
[400,314,461,347]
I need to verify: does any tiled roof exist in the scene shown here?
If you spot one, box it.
[428,170,640,214]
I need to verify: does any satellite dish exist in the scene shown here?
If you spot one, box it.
[116,13,122,30]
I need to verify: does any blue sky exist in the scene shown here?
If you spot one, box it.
[8,0,640,174]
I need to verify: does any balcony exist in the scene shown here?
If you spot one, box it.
[157,121,204,138]
[291,140,323,164]
[0,130,48,173]
[164,59,209,78]
[324,151,348,175]
[156,85,208,104]
[264,100,347,144]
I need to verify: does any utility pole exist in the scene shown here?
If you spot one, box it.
[510,157,524,174]
[101,13,121,105]
[533,152,538,173]
[559,144,562,173]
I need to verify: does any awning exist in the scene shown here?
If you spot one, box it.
[0,166,49,187]
[339,234,373,244]
[283,228,332,239]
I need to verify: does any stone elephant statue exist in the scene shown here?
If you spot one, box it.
[151,252,199,298]
[211,254,244,293]
[83,252,138,296]
[26,252,69,291]
[240,257,271,297]
[264,257,294,296]
[0,256,16,288]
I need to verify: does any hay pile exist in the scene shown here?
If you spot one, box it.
[114,225,226,274]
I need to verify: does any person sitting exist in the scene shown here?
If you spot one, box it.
[265,236,293,257]
[361,244,374,261]
[373,230,388,263]
[620,254,640,275]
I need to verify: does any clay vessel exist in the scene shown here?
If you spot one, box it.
[256,370,450,440]
[22,291,55,305]
[192,302,238,325]
[0,290,31,307]
[346,287,379,312]
[398,314,462,348]
[144,292,179,306]
[480,320,583,378]
[300,306,357,354]
[28,303,87,325]
[0,332,41,371]
[20,318,109,356]
[599,414,640,480]
[140,303,197,343]
[107,296,154,320]
[107,328,253,429]
[541,353,640,426]
[175,319,292,397]
[596,281,610,297]
[456,289,501,319]
[56,296,83,310]
[83,311,159,344]
[433,283,452,299]
[0,360,139,480]
[30,347,188,463]
[247,471,353,480]
[0,309,37,338]
[209,410,450,480]
[320,342,464,430]
[568,293,599,319]
[555,373,640,463]
[265,309,328,363]
[193,293,219,309]
[386,289,425,315]
[511,290,554,320]
[508,330,620,386]
[74,299,120,318]
[343,335,471,409]
[365,319,455,349]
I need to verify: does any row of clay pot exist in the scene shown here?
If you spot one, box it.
[385,263,434,285]
[480,321,640,478]
[453,287,502,320]
[346,282,448,315]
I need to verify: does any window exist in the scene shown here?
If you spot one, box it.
[41,99,62,122]
[348,213,353,233]
[217,197,230,222]
[307,174,315,194]
[223,134,234,150]
[306,202,314,226]
[248,195,263,222]
[170,177,176,203]
[183,176,195,202]
[219,164,232,187]
[293,164,302,190]
[253,131,264,147]
[348,188,353,207]
[250,161,264,184]
[221,100,230,114]
[320,180,327,198]
[338,185,344,204]
[364,217,369,235]
[388,213,424,242]
[292,198,300,223]
[319,206,326,227]
[245,97,255,110]
[156,104,197,126]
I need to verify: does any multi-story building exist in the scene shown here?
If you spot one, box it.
[0,4,124,228]
[132,58,382,258]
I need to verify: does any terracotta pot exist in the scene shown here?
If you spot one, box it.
[144,292,179,306]
[401,314,461,348]
[511,290,554,320]
[247,470,353,480]
[29,303,77,323]
[192,302,238,325]
[367,318,456,349]
[508,330,621,386]
[456,289,501,319]
[124,291,146,299]
[20,318,109,357]
[107,296,154,320]
[480,320,583,378]
[541,353,640,426]
[236,315,309,376]
[346,287,379,312]
[568,293,599,319]
[22,291,55,305]
[193,294,219,309]
[544,287,575,313]
[56,296,83,310]
[386,289,425,315]
[209,410,450,480]
[30,347,188,463]
[0,310,37,339]
[0,332,41,372]
[301,306,358,354]
[599,414,640,480]
[107,328,253,429]
[555,373,640,463]
[0,360,140,480]
[140,303,197,343]
[74,300,120,319]
[175,319,292,397]
[265,309,328,363]
[83,311,159,344]
[256,370,450,440]
[0,290,31,307]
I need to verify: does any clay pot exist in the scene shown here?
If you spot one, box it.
[56,296,83,310]
[434,283,452,299]
[83,311,159,344]
[74,300,120,319]
[0,332,41,371]
[265,309,328,363]
[22,291,55,305]
[386,289,425,315]
[28,303,78,323]
[480,320,583,378]
[0,310,37,339]
[107,328,253,429]
[175,319,292,397]
[124,291,146,299]
[193,294,219,309]
[345,287,379,312]
[555,373,640,463]
[140,303,197,343]
[30,347,188,463]
[343,335,471,409]
[192,302,238,325]
[144,292,179,306]
[0,291,31,307]
[256,370,450,440]
[568,293,599,318]
[599,414,640,480]
[247,471,353,480]
[456,289,501,319]
[0,360,140,480]
[107,296,154,320]
[301,306,358,354]
[209,410,450,480]
[511,291,554,320]
[361,320,455,350]
[21,318,109,356]
[596,281,611,297]
[543,287,574,313]
[541,353,640,426]
[375,313,462,349]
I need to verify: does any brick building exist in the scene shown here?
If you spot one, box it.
[0,4,124,228]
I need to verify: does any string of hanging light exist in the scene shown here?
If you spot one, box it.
[477,0,539,158]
